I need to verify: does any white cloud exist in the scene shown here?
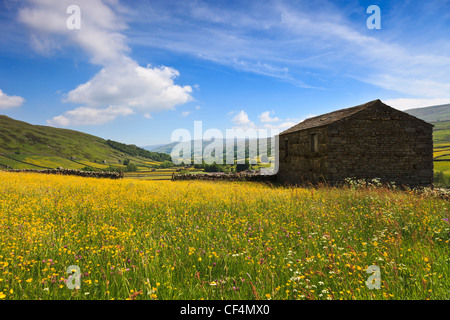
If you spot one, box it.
[383,98,450,111]
[180,111,191,117]
[229,110,255,130]
[0,89,25,109]
[65,59,193,112]
[47,105,134,126]
[18,0,193,126]
[232,110,254,125]
[229,109,314,132]
[18,0,129,65]
[259,111,280,123]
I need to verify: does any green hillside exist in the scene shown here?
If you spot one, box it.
[0,115,169,170]
[405,103,450,123]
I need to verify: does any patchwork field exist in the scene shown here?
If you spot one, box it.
[0,153,159,172]
[0,172,448,300]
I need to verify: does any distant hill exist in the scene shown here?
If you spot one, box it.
[404,103,450,123]
[152,138,275,164]
[152,139,231,155]
[0,115,169,169]
[151,141,185,154]
[141,144,168,152]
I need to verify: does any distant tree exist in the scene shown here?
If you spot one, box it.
[126,162,138,172]
[159,161,175,169]
[103,166,122,173]
[434,171,450,188]
[106,139,171,162]
[203,163,221,172]
[123,158,130,166]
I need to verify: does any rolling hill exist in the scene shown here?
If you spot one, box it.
[0,115,169,170]
[405,103,450,123]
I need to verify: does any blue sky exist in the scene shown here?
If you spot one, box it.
[1,0,450,146]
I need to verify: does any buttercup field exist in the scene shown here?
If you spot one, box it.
[0,172,448,300]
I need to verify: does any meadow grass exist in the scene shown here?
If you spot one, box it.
[12,154,87,170]
[434,161,450,175]
[0,155,44,170]
[0,171,448,300]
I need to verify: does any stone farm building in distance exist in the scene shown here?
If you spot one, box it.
[277,99,434,187]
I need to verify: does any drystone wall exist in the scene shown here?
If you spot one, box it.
[2,168,124,179]
[172,172,277,182]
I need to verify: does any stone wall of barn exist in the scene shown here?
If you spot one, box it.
[277,104,433,187]
[326,104,433,187]
[277,125,329,185]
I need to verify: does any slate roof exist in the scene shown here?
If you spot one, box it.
[280,99,431,135]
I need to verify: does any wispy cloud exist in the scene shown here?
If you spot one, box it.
[126,0,450,97]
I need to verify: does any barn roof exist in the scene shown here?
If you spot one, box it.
[280,99,432,135]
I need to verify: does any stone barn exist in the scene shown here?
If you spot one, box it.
[277,99,433,187]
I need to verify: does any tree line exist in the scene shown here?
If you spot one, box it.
[106,139,171,162]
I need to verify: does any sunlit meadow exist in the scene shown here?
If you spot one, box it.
[0,171,448,300]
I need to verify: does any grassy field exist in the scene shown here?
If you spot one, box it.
[0,171,448,300]
[432,122,450,177]
[0,154,44,170]
[0,152,160,172]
